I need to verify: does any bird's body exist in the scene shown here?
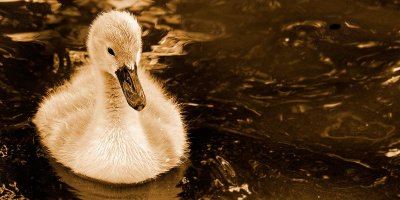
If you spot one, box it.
[33,11,187,184]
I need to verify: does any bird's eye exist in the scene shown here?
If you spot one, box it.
[107,47,115,56]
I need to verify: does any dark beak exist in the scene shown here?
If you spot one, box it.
[115,64,146,111]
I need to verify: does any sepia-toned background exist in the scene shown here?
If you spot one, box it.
[1,0,400,199]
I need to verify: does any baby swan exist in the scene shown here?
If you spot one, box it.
[33,11,187,184]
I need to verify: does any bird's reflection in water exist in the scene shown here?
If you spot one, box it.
[49,158,187,199]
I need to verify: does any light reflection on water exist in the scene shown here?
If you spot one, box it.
[1,0,400,199]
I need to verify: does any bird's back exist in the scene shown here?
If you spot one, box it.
[33,66,96,148]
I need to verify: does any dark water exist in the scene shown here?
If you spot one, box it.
[1,0,400,199]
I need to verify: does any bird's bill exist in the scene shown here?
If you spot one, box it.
[115,65,146,111]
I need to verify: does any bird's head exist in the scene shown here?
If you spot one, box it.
[87,11,145,111]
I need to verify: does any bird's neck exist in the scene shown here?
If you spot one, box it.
[94,70,134,124]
